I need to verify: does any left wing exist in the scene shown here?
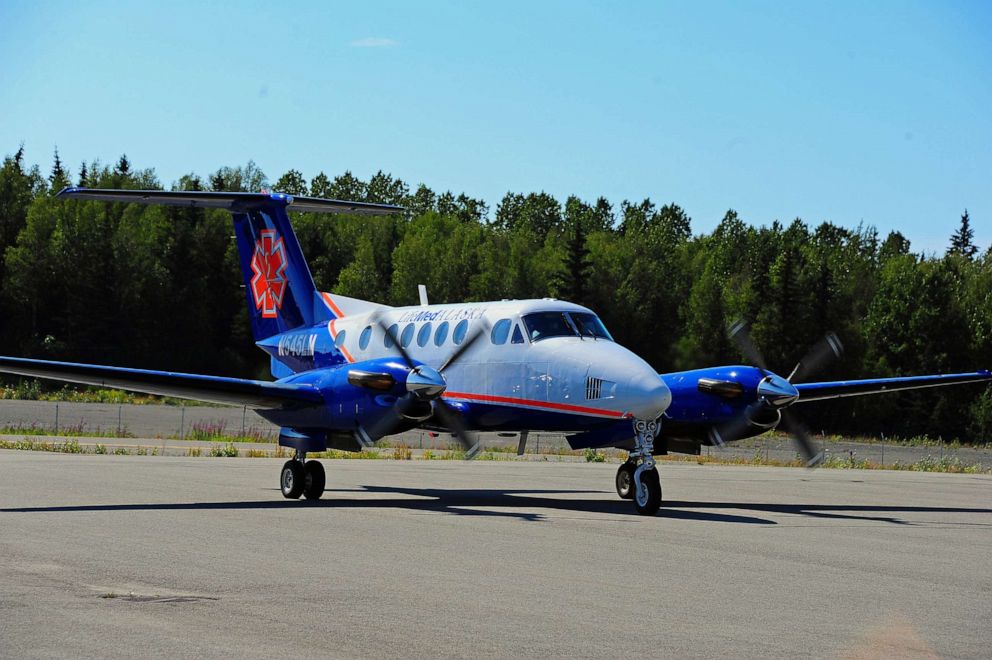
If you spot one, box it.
[795,371,991,403]
[0,356,324,408]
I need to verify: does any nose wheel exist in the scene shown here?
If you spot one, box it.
[619,419,662,516]
[280,451,325,500]
[615,462,635,499]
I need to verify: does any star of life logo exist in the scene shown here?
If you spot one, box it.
[250,229,288,318]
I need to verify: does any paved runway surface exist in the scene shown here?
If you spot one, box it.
[1,452,990,658]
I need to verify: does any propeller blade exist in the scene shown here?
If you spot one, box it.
[432,399,481,459]
[788,332,844,383]
[781,409,824,467]
[708,411,754,448]
[727,320,768,372]
[369,312,415,369]
[358,402,406,447]
[438,319,491,374]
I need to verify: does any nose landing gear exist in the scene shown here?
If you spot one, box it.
[615,419,662,515]
[280,450,325,500]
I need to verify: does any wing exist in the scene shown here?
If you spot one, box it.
[0,356,323,408]
[795,371,991,403]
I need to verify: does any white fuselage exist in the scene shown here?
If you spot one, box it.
[325,297,671,426]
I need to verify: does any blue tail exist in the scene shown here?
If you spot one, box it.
[232,200,328,341]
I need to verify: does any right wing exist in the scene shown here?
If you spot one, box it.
[0,356,324,409]
[795,371,992,403]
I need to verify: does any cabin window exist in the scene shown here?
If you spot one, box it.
[511,324,525,344]
[384,324,399,348]
[400,323,415,348]
[522,312,574,342]
[490,319,511,345]
[417,322,432,348]
[334,330,347,348]
[359,325,372,350]
[570,312,613,341]
[453,319,469,345]
[434,321,449,346]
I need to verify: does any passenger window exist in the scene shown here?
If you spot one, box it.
[434,321,449,346]
[453,319,469,345]
[359,325,372,350]
[490,319,511,345]
[511,324,525,344]
[417,322,432,348]
[384,324,399,348]
[400,323,415,348]
[334,330,347,348]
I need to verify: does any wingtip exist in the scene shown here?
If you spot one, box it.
[56,186,82,198]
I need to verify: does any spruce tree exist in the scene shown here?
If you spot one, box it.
[948,209,977,258]
[49,147,69,190]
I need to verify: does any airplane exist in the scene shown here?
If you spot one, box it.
[0,186,988,516]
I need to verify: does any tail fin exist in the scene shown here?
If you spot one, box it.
[232,203,321,340]
[56,187,403,341]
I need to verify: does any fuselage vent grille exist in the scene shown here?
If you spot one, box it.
[586,377,603,400]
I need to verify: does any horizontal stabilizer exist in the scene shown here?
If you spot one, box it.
[0,356,324,408]
[57,187,404,215]
[795,371,992,402]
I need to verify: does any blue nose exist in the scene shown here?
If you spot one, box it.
[626,372,671,420]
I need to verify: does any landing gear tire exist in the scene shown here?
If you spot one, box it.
[633,467,662,516]
[616,462,635,500]
[303,461,325,500]
[280,460,305,499]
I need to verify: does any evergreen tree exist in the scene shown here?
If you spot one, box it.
[309,172,331,198]
[274,169,308,196]
[48,147,69,191]
[948,209,977,259]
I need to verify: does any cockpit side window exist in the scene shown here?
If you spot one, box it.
[491,319,511,345]
[523,312,575,342]
[510,324,525,344]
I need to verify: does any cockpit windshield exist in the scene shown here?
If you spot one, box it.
[522,311,614,342]
[570,312,613,340]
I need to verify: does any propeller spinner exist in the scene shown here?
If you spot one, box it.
[709,321,843,467]
[353,312,489,459]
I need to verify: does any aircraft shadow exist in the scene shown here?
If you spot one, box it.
[7,488,986,525]
[663,501,992,525]
[0,486,770,524]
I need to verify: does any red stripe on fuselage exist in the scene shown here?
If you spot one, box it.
[321,292,346,318]
[443,391,627,419]
[328,319,355,363]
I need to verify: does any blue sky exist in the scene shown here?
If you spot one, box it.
[1,0,989,253]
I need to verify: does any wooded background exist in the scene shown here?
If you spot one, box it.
[1,148,989,441]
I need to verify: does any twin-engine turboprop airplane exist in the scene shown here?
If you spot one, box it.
[0,187,989,515]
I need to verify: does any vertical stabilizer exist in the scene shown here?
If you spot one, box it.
[231,200,321,341]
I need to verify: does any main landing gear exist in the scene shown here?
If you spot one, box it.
[280,450,325,500]
[614,419,662,515]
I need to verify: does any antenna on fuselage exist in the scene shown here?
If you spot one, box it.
[418,284,429,306]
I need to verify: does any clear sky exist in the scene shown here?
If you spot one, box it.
[2,0,989,253]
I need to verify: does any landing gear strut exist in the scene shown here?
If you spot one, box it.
[618,419,662,515]
[280,450,325,500]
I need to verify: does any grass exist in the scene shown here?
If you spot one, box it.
[0,421,134,439]
[208,443,240,457]
[0,380,204,406]
[180,420,274,443]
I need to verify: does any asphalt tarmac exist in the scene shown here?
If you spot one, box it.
[1,452,990,658]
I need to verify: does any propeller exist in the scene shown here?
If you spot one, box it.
[709,321,843,467]
[354,312,488,459]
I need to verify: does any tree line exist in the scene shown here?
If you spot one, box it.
[1,147,989,442]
